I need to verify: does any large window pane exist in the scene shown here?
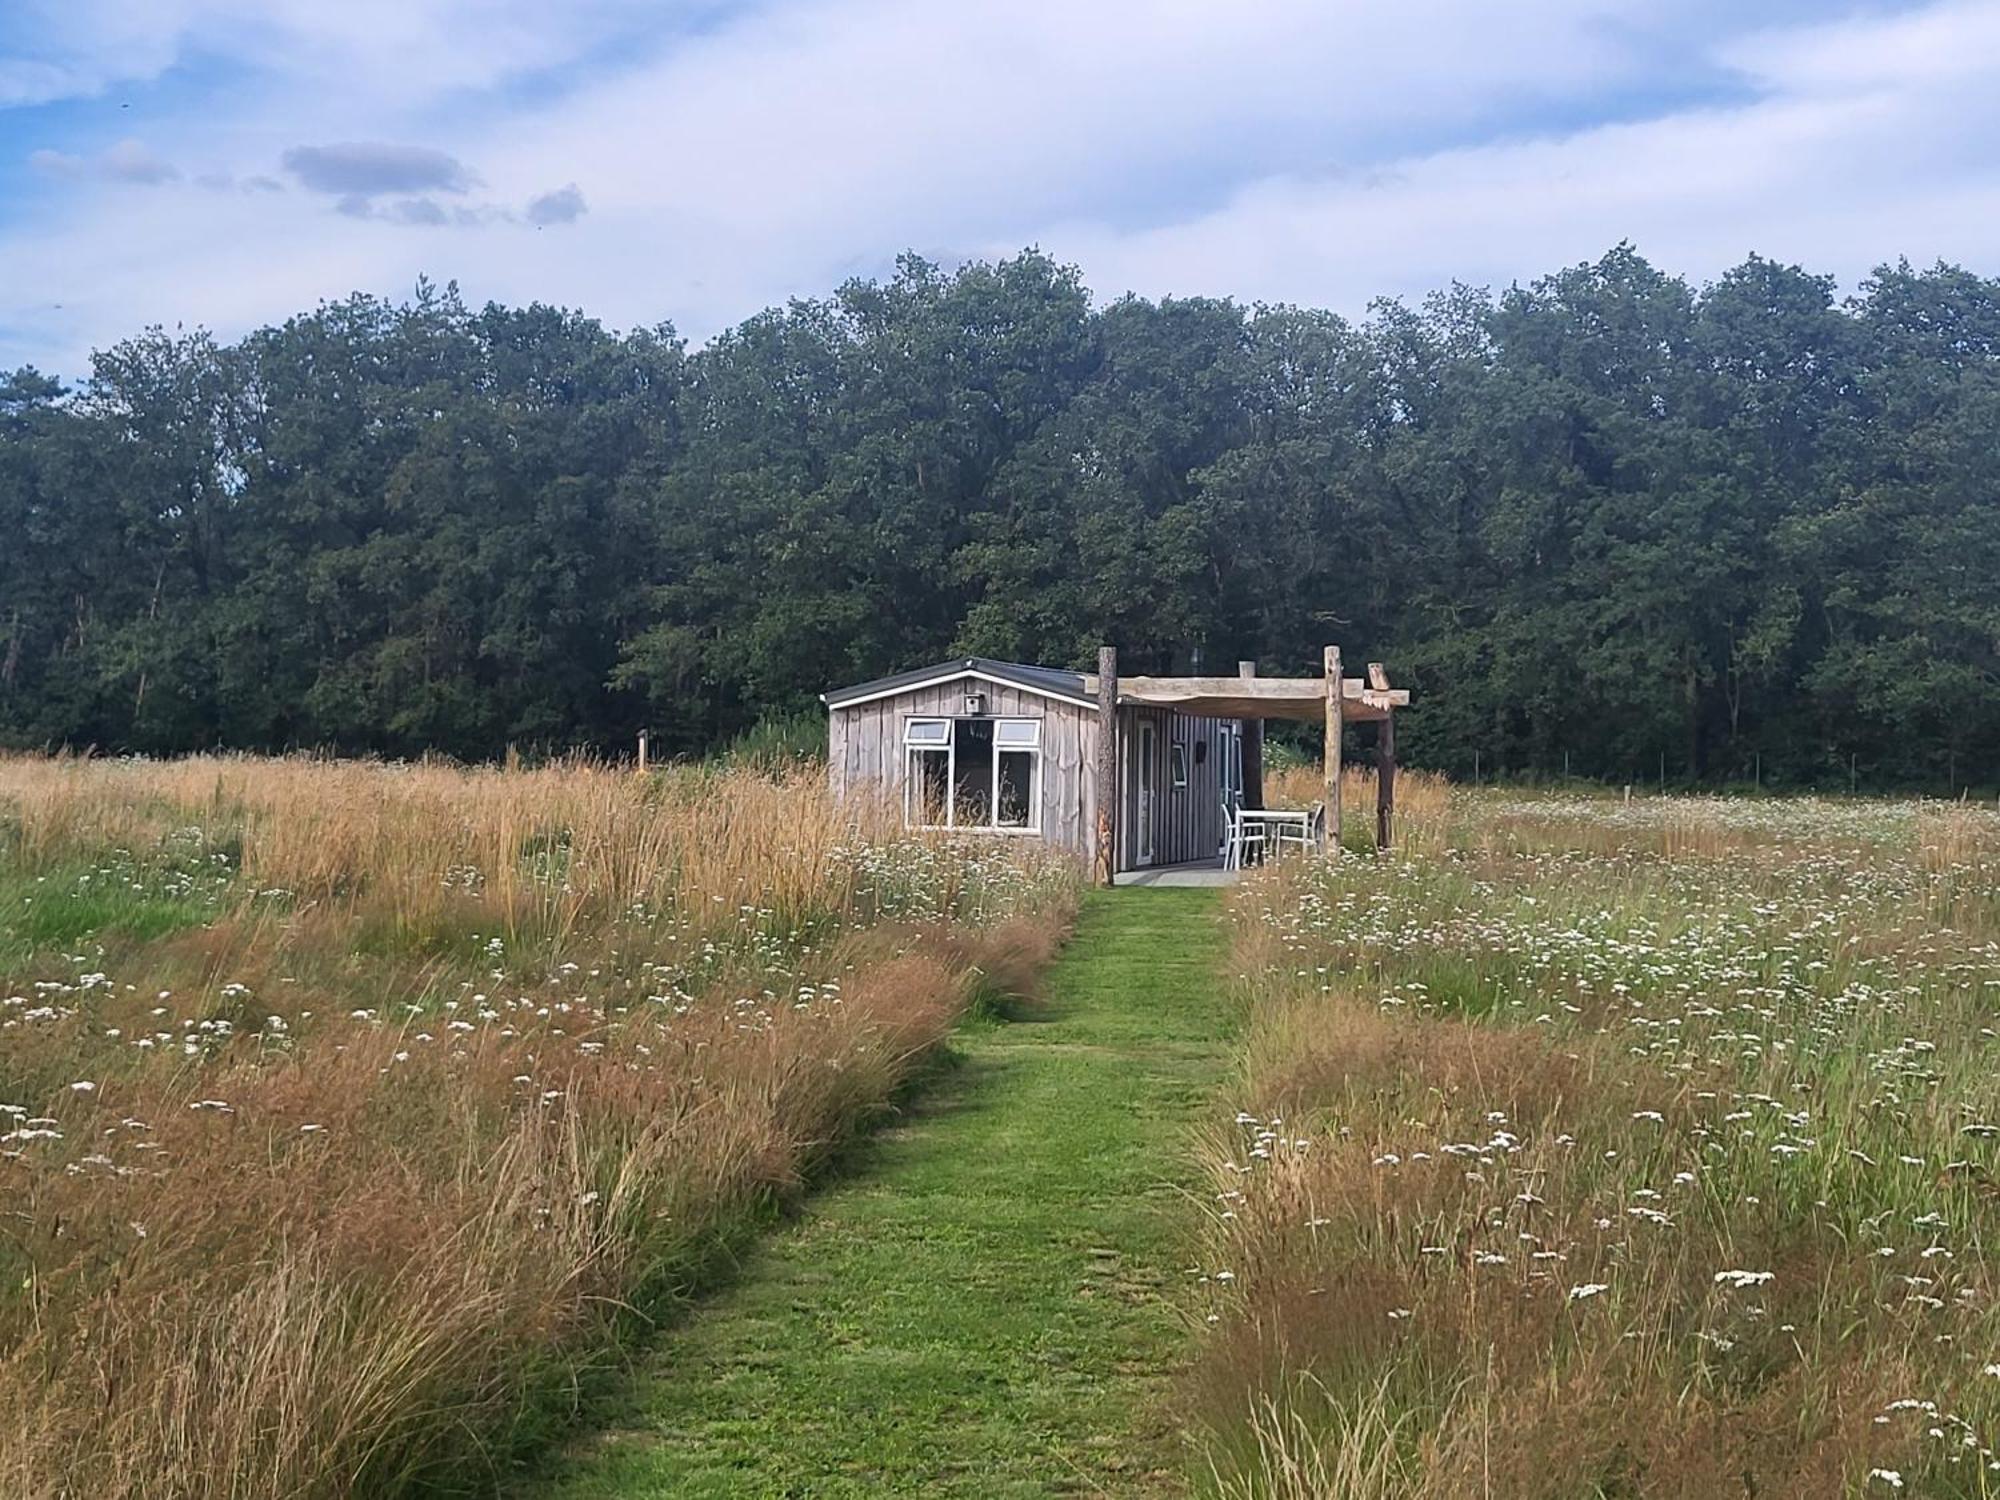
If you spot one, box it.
[953,719,993,826]
[996,749,1035,828]
[904,717,1041,833]
[908,746,949,826]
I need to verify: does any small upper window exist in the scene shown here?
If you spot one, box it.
[994,719,1041,747]
[905,718,950,746]
[1170,743,1189,789]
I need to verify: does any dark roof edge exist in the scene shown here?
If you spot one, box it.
[823,657,1092,708]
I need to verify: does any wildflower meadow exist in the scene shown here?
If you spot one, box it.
[1197,784,2000,1497]
[0,754,1076,1497]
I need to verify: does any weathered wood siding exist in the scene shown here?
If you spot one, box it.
[826,675,1100,864]
[1116,705,1234,870]
[830,674,1246,873]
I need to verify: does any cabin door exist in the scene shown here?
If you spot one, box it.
[1134,720,1157,866]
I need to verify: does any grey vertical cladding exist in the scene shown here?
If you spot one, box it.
[826,674,1099,863]
[830,673,1243,874]
[1117,707,1157,870]
[1114,705,1233,870]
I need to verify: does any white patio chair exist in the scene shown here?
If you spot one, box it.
[1275,804,1323,858]
[1224,804,1266,871]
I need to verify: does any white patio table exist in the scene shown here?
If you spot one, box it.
[1233,806,1322,860]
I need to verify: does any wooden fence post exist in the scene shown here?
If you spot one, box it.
[1376,712,1395,850]
[1323,644,1342,851]
[1368,663,1394,851]
[637,729,649,775]
[1095,646,1118,887]
[1237,659,1264,811]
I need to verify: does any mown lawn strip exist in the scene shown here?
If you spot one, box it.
[533,887,1229,1498]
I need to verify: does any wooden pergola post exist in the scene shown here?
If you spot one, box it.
[1323,644,1342,852]
[1094,646,1118,887]
[1237,659,1264,811]
[1369,663,1395,850]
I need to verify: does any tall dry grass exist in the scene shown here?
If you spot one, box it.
[0,754,1076,1498]
[1262,764,1452,857]
[0,754,909,943]
[1197,791,2000,1498]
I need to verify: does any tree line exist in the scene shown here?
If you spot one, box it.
[3,246,1996,788]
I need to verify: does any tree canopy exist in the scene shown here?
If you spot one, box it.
[3,248,1996,788]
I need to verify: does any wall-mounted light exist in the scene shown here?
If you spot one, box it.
[964,691,986,716]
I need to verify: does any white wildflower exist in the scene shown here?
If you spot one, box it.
[1713,1270,1774,1289]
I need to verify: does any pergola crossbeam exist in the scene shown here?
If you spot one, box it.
[1085,674,1405,723]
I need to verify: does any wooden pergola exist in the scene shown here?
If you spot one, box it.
[1088,645,1409,887]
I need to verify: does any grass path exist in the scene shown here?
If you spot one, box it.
[535,888,1230,1498]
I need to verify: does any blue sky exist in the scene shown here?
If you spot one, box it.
[3,0,1998,377]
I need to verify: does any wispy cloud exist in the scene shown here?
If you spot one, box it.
[30,136,178,184]
[1,0,1997,375]
[276,143,568,229]
[1045,0,2000,311]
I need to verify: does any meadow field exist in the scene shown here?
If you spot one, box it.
[8,750,1995,1499]
[0,755,1076,1498]
[1198,782,2000,1497]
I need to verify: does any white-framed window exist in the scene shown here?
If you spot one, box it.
[992,718,1040,830]
[905,718,953,828]
[904,716,1041,833]
[1170,741,1189,790]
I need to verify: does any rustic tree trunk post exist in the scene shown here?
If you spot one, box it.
[1376,711,1395,850]
[1367,663,1394,851]
[1323,644,1343,852]
[1237,659,1264,812]
[1094,646,1118,887]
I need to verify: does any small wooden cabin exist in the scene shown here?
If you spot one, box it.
[822,649,1406,881]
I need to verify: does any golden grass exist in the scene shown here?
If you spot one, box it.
[1198,791,2000,1498]
[0,754,901,944]
[0,754,1076,1498]
[1261,765,1452,858]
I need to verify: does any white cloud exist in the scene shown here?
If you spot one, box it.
[29,137,178,184]
[1,0,680,108]
[101,137,180,183]
[3,0,1999,375]
[1721,0,2000,92]
[1043,0,2000,310]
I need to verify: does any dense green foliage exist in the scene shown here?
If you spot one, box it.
[3,247,1996,786]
